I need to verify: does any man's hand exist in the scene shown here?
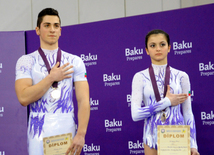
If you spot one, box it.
[50,62,73,82]
[15,62,74,106]
[65,81,90,154]
[65,133,85,155]
[166,85,188,106]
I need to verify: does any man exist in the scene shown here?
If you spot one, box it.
[15,8,90,155]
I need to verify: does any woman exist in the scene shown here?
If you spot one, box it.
[131,29,199,155]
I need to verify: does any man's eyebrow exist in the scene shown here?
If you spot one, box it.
[43,22,50,25]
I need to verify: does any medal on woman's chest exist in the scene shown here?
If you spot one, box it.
[161,112,166,122]
[149,65,170,123]
[38,47,62,100]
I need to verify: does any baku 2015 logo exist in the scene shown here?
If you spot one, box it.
[46,139,50,144]
[161,129,165,133]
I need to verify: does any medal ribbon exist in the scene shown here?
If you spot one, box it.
[38,47,61,88]
[149,64,170,102]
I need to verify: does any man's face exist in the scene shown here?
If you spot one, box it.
[36,15,61,48]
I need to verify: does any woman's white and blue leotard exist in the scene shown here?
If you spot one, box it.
[131,64,198,149]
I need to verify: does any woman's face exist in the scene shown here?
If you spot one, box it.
[146,34,171,65]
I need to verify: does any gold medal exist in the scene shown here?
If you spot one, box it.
[161,112,166,122]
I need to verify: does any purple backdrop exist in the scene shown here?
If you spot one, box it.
[0,31,27,155]
[1,3,212,155]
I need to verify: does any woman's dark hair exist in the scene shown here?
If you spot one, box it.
[37,8,61,28]
[145,29,170,48]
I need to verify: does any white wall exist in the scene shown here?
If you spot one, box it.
[0,0,213,31]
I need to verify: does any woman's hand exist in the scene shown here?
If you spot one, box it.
[166,85,188,106]
[191,148,199,155]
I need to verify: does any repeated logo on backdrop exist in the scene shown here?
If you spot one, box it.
[128,140,144,154]
[0,63,2,73]
[105,118,122,133]
[90,97,99,111]
[125,47,143,61]
[199,61,214,76]
[173,40,192,55]
[83,143,100,155]
[81,53,98,67]
[190,90,194,102]
[103,73,121,87]
[201,110,214,126]
[0,107,4,117]
[0,151,5,155]
[127,94,131,107]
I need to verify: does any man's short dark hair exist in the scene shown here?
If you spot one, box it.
[37,8,61,28]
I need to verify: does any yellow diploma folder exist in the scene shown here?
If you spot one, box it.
[43,133,72,155]
[157,125,190,155]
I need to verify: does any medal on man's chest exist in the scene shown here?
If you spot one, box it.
[50,87,61,99]
[38,47,62,101]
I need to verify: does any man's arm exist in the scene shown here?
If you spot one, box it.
[15,62,73,106]
[15,75,54,106]
[67,81,90,155]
